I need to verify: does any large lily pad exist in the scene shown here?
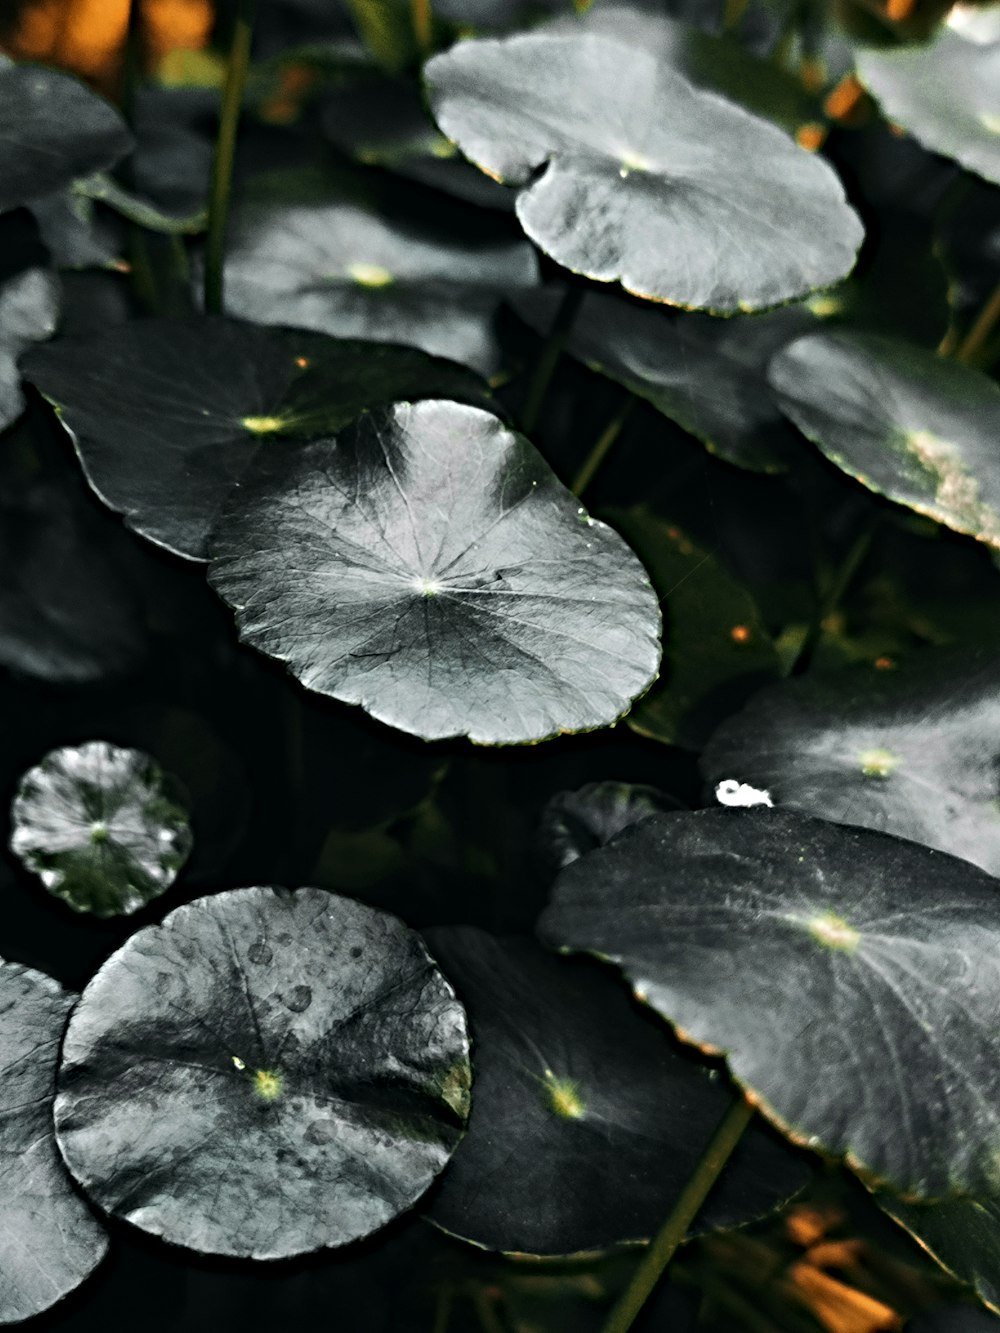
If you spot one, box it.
[223,195,538,375]
[21,316,488,561]
[539,806,1000,1199]
[54,887,470,1258]
[856,32,1000,187]
[426,32,863,312]
[10,741,193,917]
[769,331,1000,549]
[701,651,1000,875]
[422,929,808,1255]
[209,400,661,744]
[0,62,131,213]
[0,961,108,1323]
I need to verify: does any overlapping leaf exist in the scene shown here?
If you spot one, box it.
[538,780,682,873]
[54,887,470,1258]
[209,400,662,744]
[540,807,1000,1199]
[426,32,863,311]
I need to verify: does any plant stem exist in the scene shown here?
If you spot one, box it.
[571,396,635,497]
[520,286,584,435]
[431,1285,454,1333]
[787,515,878,677]
[204,0,257,315]
[600,1095,755,1333]
[411,0,433,54]
[955,278,1000,366]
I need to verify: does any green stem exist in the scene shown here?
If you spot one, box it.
[600,1096,755,1333]
[520,286,584,435]
[955,278,1000,366]
[431,1285,454,1333]
[411,0,433,54]
[204,0,257,315]
[571,396,635,497]
[787,516,878,677]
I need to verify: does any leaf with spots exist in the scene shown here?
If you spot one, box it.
[769,331,1000,549]
[701,650,1000,876]
[0,961,108,1323]
[208,400,662,744]
[53,887,470,1259]
[539,807,1000,1199]
[422,929,809,1255]
[425,32,863,312]
[856,31,1000,187]
[10,741,193,917]
[20,316,489,561]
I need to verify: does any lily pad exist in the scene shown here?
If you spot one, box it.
[0,961,108,1323]
[21,316,488,561]
[539,780,683,873]
[208,399,662,744]
[53,887,470,1258]
[769,331,1000,549]
[856,32,1000,187]
[0,63,132,213]
[10,741,193,917]
[701,651,1000,875]
[607,508,781,749]
[514,289,811,471]
[539,806,1000,1199]
[426,32,863,311]
[878,1191,1000,1315]
[422,929,809,1254]
[0,213,59,431]
[223,195,538,375]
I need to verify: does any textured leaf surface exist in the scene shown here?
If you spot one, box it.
[539,807,1000,1198]
[0,63,131,213]
[21,317,487,561]
[0,962,107,1323]
[423,929,808,1254]
[769,331,1000,548]
[857,32,1000,186]
[209,400,661,744]
[538,780,682,873]
[701,651,1000,875]
[426,32,863,311]
[10,742,193,916]
[223,196,537,374]
[54,887,470,1258]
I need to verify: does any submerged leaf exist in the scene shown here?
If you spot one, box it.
[538,780,683,873]
[423,929,809,1254]
[0,962,107,1323]
[769,331,1000,549]
[426,32,863,311]
[10,741,193,916]
[539,807,1000,1199]
[21,317,488,561]
[209,400,661,744]
[54,887,470,1258]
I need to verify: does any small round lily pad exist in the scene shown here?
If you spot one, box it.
[426,32,863,312]
[857,31,1000,187]
[21,316,488,561]
[10,741,193,917]
[701,650,1000,875]
[769,330,1000,550]
[0,961,107,1323]
[539,807,1000,1199]
[423,928,808,1254]
[208,399,662,744]
[54,887,471,1258]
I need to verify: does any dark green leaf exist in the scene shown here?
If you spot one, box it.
[54,887,470,1258]
[209,400,662,744]
[908,1311,1000,1333]
[538,780,683,872]
[223,195,538,374]
[0,227,58,430]
[539,807,1000,1198]
[857,32,1000,187]
[701,650,1000,875]
[422,929,809,1254]
[879,1192,1000,1316]
[426,32,863,311]
[10,741,193,917]
[0,63,131,213]
[769,331,1000,549]
[21,317,489,561]
[0,961,107,1322]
